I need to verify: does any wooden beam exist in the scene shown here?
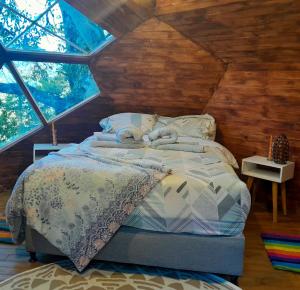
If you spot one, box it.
[6,49,90,64]
[0,43,8,67]
[6,62,48,125]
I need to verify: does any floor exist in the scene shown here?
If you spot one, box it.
[240,203,300,290]
[1,191,300,289]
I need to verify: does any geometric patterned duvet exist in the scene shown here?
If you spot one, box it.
[124,148,251,236]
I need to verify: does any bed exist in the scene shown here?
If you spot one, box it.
[6,113,251,283]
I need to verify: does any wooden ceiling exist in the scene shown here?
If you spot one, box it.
[156,0,245,15]
[66,0,300,64]
[157,0,300,63]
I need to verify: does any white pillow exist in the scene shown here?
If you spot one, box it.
[154,114,216,140]
[100,113,157,134]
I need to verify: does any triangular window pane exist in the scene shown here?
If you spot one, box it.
[0,65,42,150]
[14,61,100,121]
[1,0,57,21]
[36,1,114,53]
[9,24,83,54]
[0,5,32,46]
[1,0,114,54]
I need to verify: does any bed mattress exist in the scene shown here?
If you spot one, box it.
[122,148,251,236]
[26,226,245,276]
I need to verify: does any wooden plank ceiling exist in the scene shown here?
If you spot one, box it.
[157,0,300,63]
[156,0,247,15]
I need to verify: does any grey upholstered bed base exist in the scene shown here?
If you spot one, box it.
[25,225,245,277]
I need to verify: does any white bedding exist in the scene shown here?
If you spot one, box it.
[86,137,251,236]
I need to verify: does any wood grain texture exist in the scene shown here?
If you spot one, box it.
[158,0,300,63]
[156,0,300,199]
[91,18,225,115]
[204,62,300,197]
[65,0,156,37]
[156,0,246,15]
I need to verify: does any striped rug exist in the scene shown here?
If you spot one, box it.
[0,216,13,244]
[262,232,300,273]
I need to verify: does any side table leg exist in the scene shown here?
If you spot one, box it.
[252,180,257,205]
[247,176,254,191]
[281,182,287,216]
[272,182,278,223]
[28,251,37,262]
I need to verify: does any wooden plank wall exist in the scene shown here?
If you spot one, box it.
[158,0,300,198]
[157,0,300,63]
[90,18,225,115]
[1,0,300,201]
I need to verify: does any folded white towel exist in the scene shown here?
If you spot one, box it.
[148,127,178,147]
[155,143,205,153]
[90,140,145,149]
[116,127,143,144]
[94,132,117,142]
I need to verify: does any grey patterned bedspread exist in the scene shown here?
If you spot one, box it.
[6,144,168,271]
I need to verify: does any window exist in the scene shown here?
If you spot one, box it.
[3,0,57,21]
[0,5,33,46]
[0,65,42,150]
[0,0,115,151]
[9,25,82,54]
[0,0,114,54]
[14,61,100,121]
[36,1,113,53]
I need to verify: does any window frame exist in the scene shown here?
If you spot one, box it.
[0,0,114,152]
[0,61,44,152]
[0,39,103,153]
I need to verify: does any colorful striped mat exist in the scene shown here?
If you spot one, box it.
[262,232,300,273]
[0,216,13,244]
